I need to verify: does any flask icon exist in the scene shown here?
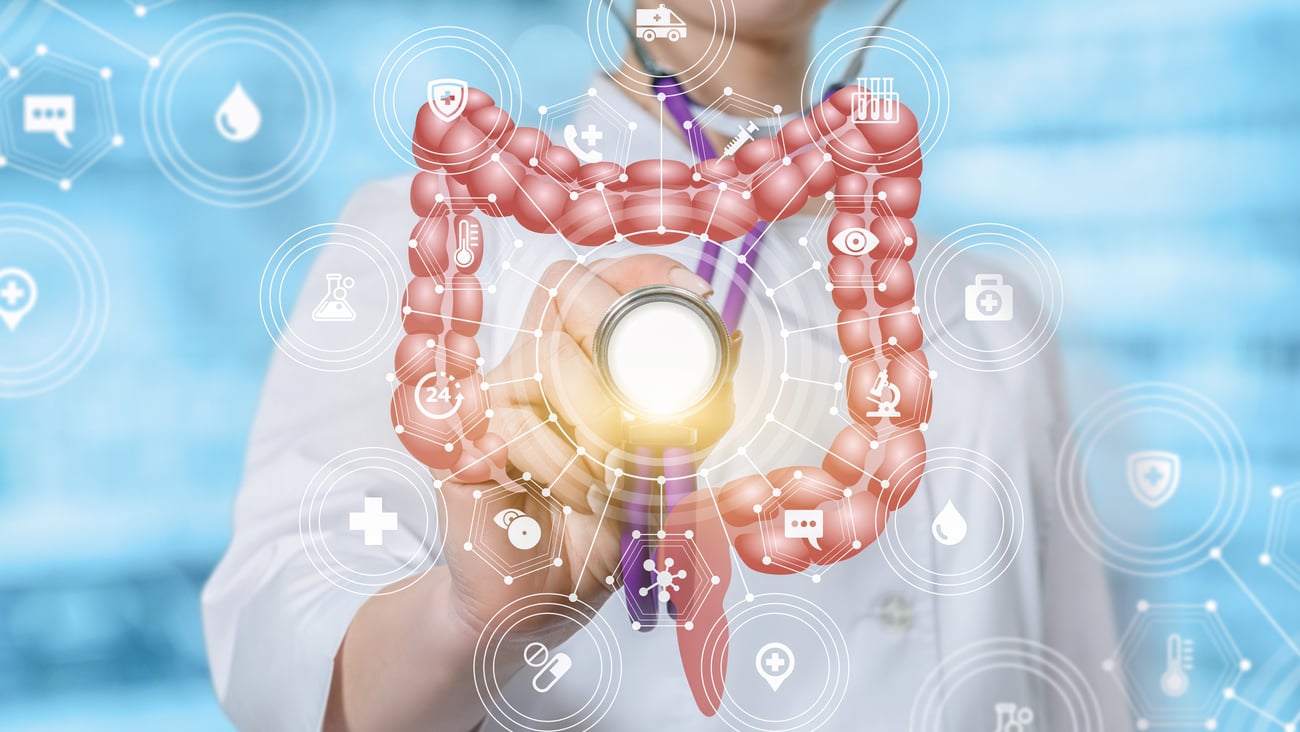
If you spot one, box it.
[312,273,357,323]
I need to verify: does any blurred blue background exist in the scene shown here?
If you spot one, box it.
[0,0,1297,729]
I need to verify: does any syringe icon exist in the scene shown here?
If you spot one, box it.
[721,121,759,158]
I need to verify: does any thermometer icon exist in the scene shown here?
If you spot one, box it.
[454,217,481,270]
[1159,633,1193,698]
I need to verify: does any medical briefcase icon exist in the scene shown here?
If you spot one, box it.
[965,274,1014,321]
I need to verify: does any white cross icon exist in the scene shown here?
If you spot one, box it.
[979,292,1000,313]
[580,123,603,148]
[350,496,398,546]
[0,279,25,307]
[764,651,787,673]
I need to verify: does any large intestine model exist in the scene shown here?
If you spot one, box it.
[391,85,932,713]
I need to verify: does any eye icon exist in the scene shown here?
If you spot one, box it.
[831,227,879,256]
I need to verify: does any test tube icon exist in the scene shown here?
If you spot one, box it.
[852,77,899,125]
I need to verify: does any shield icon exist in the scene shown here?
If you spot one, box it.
[427,78,469,123]
[1126,450,1181,508]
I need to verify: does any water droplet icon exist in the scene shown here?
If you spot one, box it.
[931,500,968,546]
[215,82,261,143]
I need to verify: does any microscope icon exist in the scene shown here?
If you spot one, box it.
[866,367,902,418]
[992,702,1034,732]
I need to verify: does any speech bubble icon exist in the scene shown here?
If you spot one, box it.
[23,94,76,149]
[783,509,823,551]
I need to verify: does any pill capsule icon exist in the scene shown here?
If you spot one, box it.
[523,641,572,694]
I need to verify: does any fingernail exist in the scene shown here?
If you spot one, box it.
[669,267,713,298]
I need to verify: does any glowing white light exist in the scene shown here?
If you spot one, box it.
[604,299,721,417]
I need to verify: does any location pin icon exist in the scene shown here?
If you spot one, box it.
[755,642,795,692]
[0,268,37,332]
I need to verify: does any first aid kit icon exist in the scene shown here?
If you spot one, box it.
[965,274,1014,322]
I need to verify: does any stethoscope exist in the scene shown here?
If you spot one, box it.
[593,0,908,628]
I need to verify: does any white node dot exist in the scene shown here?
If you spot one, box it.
[533,329,543,339]
[811,260,821,270]
[554,557,563,566]
[833,382,844,392]
[1206,599,1218,612]
[824,283,834,292]
[919,422,929,432]
[780,329,790,339]
[869,440,879,449]
[691,171,702,182]
[394,425,404,434]
[632,530,642,539]
[533,372,543,380]
[656,92,666,101]
[877,191,888,200]
[402,306,413,315]
[35,44,48,55]
[736,446,747,456]
[887,336,897,346]
[773,104,783,114]
[487,285,497,294]
[765,287,774,297]
[408,238,418,249]
[490,152,501,162]
[514,239,524,248]
[613,468,624,478]
[1208,719,1219,729]
[771,488,782,497]
[762,556,772,565]
[812,574,821,583]
[1101,659,1115,672]
[682,120,693,131]
[548,412,558,422]
[782,156,792,166]
[823,152,833,162]
[522,471,532,481]
[100,67,112,80]
[793,470,803,479]
[741,190,751,199]
[434,285,444,294]
[1209,547,1222,560]
[538,105,548,115]
[385,372,395,383]
[711,575,720,585]
[1137,720,1150,731]
[929,370,938,379]
[5,68,16,79]
[745,593,755,602]
[605,576,615,585]
[425,338,436,348]
[58,179,71,191]
[1240,659,1252,671]
[656,529,666,539]
[684,621,694,631]
[569,191,579,201]
[628,121,638,131]
[1259,553,1271,565]
[631,621,641,631]
[484,408,494,418]
[464,542,473,551]
[737,254,747,264]
[839,354,848,363]
[780,372,789,382]
[134,5,146,17]
[148,57,160,68]
[828,407,839,416]
[434,192,444,202]
[765,413,775,423]
[569,593,578,602]
[880,479,890,489]
[444,443,454,452]
[723,86,733,95]
[684,529,694,539]
[904,237,914,246]
[852,540,862,549]
[1137,600,1150,612]
[503,576,513,585]
[587,87,598,97]
[1271,485,1284,498]
[547,287,558,297]
[911,305,920,314]
[529,157,539,167]
[575,446,586,456]
[753,504,762,514]
[541,488,551,497]
[717,181,728,191]
[656,475,666,486]
[595,181,605,191]
[879,283,888,291]
[798,236,809,246]
[657,225,667,235]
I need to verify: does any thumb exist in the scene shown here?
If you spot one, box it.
[660,488,732,716]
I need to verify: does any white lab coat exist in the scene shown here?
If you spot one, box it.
[203,76,1130,731]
